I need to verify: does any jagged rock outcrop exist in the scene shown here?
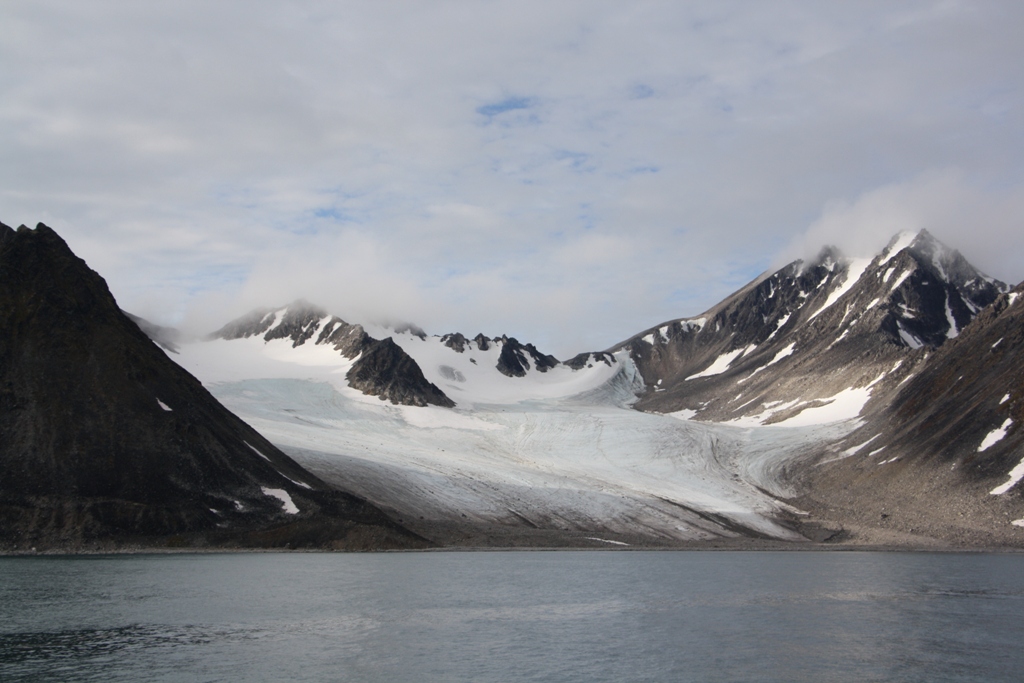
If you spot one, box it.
[495,336,559,377]
[346,338,456,408]
[391,322,427,339]
[314,317,374,359]
[473,333,492,351]
[0,222,427,550]
[440,331,563,377]
[440,332,469,352]
[564,352,615,370]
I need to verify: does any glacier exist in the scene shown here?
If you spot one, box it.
[175,332,852,544]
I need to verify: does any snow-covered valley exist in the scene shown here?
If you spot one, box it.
[176,333,848,545]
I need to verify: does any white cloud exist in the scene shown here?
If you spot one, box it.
[783,169,1024,282]
[3,1,1023,357]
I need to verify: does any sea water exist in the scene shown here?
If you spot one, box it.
[2,551,1022,682]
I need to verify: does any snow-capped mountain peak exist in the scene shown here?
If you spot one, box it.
[614,229,1008,425]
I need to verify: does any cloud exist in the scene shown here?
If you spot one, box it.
[3,1,1024,356]
[782,169,1024,282]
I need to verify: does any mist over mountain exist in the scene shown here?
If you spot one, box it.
[0,222,426,551]
[616,229,1007,423]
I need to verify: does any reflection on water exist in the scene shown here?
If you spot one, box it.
[2,551,1023,683]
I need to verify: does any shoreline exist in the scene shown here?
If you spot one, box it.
[4,542,1024,556]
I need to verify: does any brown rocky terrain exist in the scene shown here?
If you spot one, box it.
[791,284,1024,548]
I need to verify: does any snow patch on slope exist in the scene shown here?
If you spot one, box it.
[686,348,748,381]
[245,441,271,461]
[765,313,791,341]
[889,269,913,292]
[728,370,887,428]
[808,258,871,321]
[261,487,299,514]
[979,418,1013,453]
[944,293,959,338]
[990,452,1024,496]
[898,323,923,349]
[771,386,874,427]
[843,434,880,457]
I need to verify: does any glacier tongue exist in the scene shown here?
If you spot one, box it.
[175,334,845,543]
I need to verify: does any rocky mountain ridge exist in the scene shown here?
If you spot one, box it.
[0,222,427,551]
[218,229,1007,427]
[614,230,1008,425]
[206,300,609,408]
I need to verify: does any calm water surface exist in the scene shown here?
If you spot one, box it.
[1,551,1022,682]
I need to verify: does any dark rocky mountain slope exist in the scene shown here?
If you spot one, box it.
[614,230,1007,425]
[792,285,1024,546]
[0,222,427,551]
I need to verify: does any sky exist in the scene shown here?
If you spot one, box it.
[3,1,1024,357]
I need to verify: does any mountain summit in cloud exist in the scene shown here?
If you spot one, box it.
[617,229,1008,423]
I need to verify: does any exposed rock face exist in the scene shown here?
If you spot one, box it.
[495,336,559,377]
[473,333,492,351]
[0,222,427,550]
[564,352,615,370]
[347,338,456,408]
[794,286,1024,546]
[612,230,1008,424]
[440,332,469,352]
[318,318,375,359]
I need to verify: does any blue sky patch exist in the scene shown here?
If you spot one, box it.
[314,207,345,220]
[631,84,654,99]
[477,96,535,119]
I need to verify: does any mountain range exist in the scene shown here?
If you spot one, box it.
[2,221,1022,549]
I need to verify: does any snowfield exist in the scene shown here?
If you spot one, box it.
[175,332,854,543]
